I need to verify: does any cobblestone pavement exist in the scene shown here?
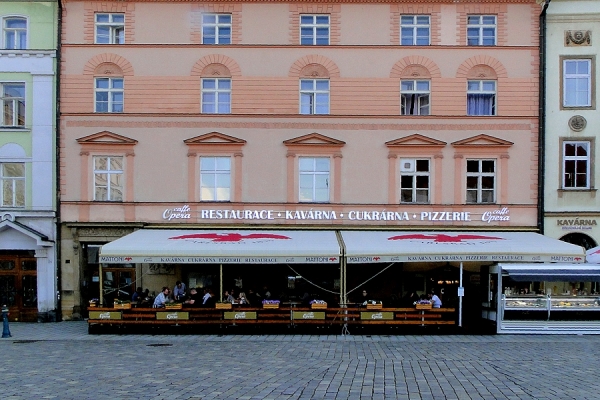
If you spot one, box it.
[2,321,600,400]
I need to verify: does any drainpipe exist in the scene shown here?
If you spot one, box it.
[538,0,551,234]
[55,0,63,321]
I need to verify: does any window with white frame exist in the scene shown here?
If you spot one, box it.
[299,157,330,202]
[300,15,330,45]
[1,83,25,127]
[300,79,329,115]
[202,14,231,44]
[201,78,231,114]
[3,17,27,49]
[467,80,496,116]
[467,15,496,46]
[95,13,124,44]
[94,77,123,113]
[563,59,592,107]
[563,141,591,189]
[401,80,430,115]
[93,156,123,201]
[0,162,25,208]
[200,156,231,201]
[466,159,495,203]
[400,15,430,46]
[400,159,430,203]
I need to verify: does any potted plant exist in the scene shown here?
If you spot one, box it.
[310,300,327,309]
[262,300,280,309]
[89,298,99,308]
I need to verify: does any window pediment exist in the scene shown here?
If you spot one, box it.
[283,133,345,147]
[452,134,513,148]
[77,131,138,145]
[184,132,246,145]
[386,134,446,148]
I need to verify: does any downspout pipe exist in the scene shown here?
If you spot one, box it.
[538,0,551,234]
[55,0,63,321]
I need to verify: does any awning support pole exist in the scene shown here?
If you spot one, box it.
[219,264,223,302]
[459,262,463,328]
[99,264,103,307]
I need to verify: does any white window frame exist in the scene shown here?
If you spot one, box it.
[300,14,330,45]
[467,80,496,116]
[2,16,27,49]
[94,77,124,113]
[94,13,124,44]
[400,158,430,203]
[562,141,591,189]
[401,80,430,115]
[467,15,496,46]
[93,156,123,201]
[200,156,231,201]
[563,59,592,108]
[400,15,430,46]
[0,162,25,208]
[1,82,25,127]
[299,157,330,203]
[466,159,496,204]
[201,78,231,114]
[202,13,232,45]
[300,79,330,115]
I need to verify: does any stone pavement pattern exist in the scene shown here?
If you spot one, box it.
[1,322,599,400]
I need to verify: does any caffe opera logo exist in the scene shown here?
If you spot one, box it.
[168,233,291,243]
[388,234,504,243]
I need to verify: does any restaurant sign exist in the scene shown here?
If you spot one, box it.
[100,256,339,264]
[361,311,394,320]
[156,312,189,320]
[89,311,122,320]
[293,311,325,320]
[224,311,257,320]
[557,218,597,231]
[162,205,511,224]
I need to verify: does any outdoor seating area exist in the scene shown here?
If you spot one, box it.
[87,305,456,334]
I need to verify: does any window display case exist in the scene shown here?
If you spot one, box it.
[549,296,600,311]
[503,295,549,311]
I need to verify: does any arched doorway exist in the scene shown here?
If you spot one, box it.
[560,232,597,250]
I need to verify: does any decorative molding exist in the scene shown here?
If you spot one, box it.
[456,55,508,79]
[66,120,533,131]
[390,56,441,79]
[83,53,134,76]
[568,115,587,132]
[191,55,241,77]
[565,30,591,46]
[289,55,340,78]
[283,132,345,147]
[76,227,136,238]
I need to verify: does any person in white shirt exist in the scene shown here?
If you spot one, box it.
[428,291,442,308]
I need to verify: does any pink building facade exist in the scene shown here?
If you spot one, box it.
[59,0,543,319]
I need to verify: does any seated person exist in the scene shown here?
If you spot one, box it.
[183,288,203,307]
[132,287,144,304]
[153,287,170,308]
[223,290,235,303]
[203,289,216,308]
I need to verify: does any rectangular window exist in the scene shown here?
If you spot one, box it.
[401,80,430,115]
[200,157,231,201]
[563,141,590,189]
[300,79,329,115]
[201,78,231,114]
[466,159,495,203]
[467,80,496,116]
[400,159,430,203]
[563,59,592,107]
[1,83,25,127]
[1,163,25,207]
[202,14,232,44]
[95,13,124,44]
[300,15,330,45]
[95,78,123,113]
[3,17,27,49]
[94,156,123,201]
[467,15,496,46]
[400,15,430,46]
[299,157,330,202]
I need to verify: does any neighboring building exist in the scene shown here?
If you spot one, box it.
[0,1,58,321]
[544,1,600,249]
[59,0,545,322]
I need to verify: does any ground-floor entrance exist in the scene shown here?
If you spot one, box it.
[0,251,38,322]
